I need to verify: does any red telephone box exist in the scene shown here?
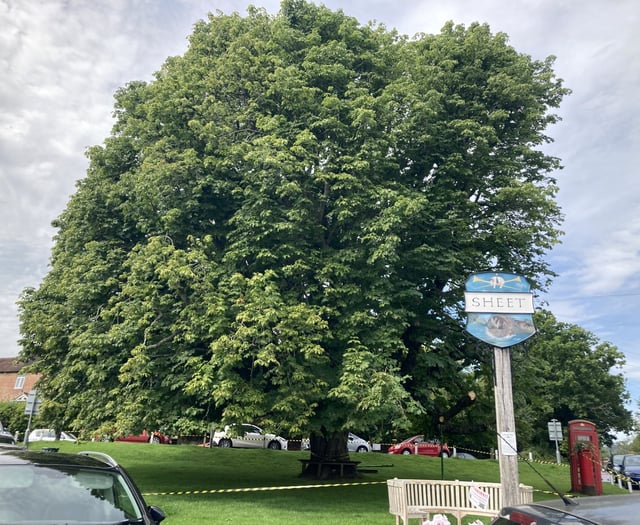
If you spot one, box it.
[568,419,602,495]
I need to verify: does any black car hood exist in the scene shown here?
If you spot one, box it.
[526,494,640,525]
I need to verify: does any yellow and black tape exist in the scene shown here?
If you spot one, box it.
[143,481,386,497]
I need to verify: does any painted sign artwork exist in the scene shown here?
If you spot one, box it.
[464,272,536,348]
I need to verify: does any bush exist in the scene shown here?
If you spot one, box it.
[0,401,34,438]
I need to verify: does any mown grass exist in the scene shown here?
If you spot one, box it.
[27,441,626,525]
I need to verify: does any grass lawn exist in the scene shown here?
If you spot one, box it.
[27,441,627,525]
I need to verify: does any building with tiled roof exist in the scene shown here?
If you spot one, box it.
[0,357,40,402]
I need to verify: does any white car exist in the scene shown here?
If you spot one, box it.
[348,432,371,453]
[302,432,371,452]
[211,423,287,450]
[28,428,78,442]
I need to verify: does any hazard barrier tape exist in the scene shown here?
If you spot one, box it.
[523,457,569,467]
[532,487,579,499]
[143,480,385,497]
[143,482,586,499]
[452,445,571,467]
[451,446,493,458]
[604,466,639,490]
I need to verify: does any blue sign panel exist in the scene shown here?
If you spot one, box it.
[464,272,536,348]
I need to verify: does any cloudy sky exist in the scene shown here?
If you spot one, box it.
[2,1,639,413]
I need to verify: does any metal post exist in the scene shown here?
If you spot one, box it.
[493,346,520,507]
[439,423,444,480]
[23,409,34,446]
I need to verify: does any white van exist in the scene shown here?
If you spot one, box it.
[28,428,77,442]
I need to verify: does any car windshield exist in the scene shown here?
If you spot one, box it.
[624,456,640,466]
[0,464,143,524]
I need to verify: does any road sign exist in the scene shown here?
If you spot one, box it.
[548,419,563,441]
[464,292,534,313]
[25,390,41,415]
[464,272,536,348]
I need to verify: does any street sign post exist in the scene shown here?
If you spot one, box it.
[25,390,41,416]
[464,272,536,508]
[548,419,563,464]
[23,390,41,446]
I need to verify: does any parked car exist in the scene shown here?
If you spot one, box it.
[28,428,77,442]
[607,453,627,472]
[212,423,288,450]
[0,422,15,445]
[387,435,450,457]
[0,445,165,524]
[115,430,173,444]
[454,451,477,460]
[491,494,640,524]
[300,432,369,452]
[619,454,640,489]
[0,422,16,445]
[348,432,370,453]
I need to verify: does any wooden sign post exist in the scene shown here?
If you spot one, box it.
[464,273,536,508]
[493,346,520,506]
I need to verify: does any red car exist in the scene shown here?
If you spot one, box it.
[387,435,450,457]
[115,429,173,444]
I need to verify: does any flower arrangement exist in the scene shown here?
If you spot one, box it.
[421,516,450,525]
[421,515,485,525]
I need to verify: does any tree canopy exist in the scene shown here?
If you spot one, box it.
[18,1,581,450]
[512,310,633,447]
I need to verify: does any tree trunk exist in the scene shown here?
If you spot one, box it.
[301,430,352,479]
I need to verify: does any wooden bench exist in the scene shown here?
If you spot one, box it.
[299,458,361,478]
[387,478,534,525]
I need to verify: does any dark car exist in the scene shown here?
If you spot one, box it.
[607,453,626,473]
[0,444,165,524]
[0,422,15,445]
[619,454,640,489]
[491,494,640,524]
[387,435,451,457]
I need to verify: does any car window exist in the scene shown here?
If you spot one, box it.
[624,456,640,466]
[112,470,144,520]
[0,464,142,523]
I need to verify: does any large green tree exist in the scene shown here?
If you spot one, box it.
[19,1,569,465]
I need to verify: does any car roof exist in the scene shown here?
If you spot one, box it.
[0,447,117,469]
[511,495,640,524]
